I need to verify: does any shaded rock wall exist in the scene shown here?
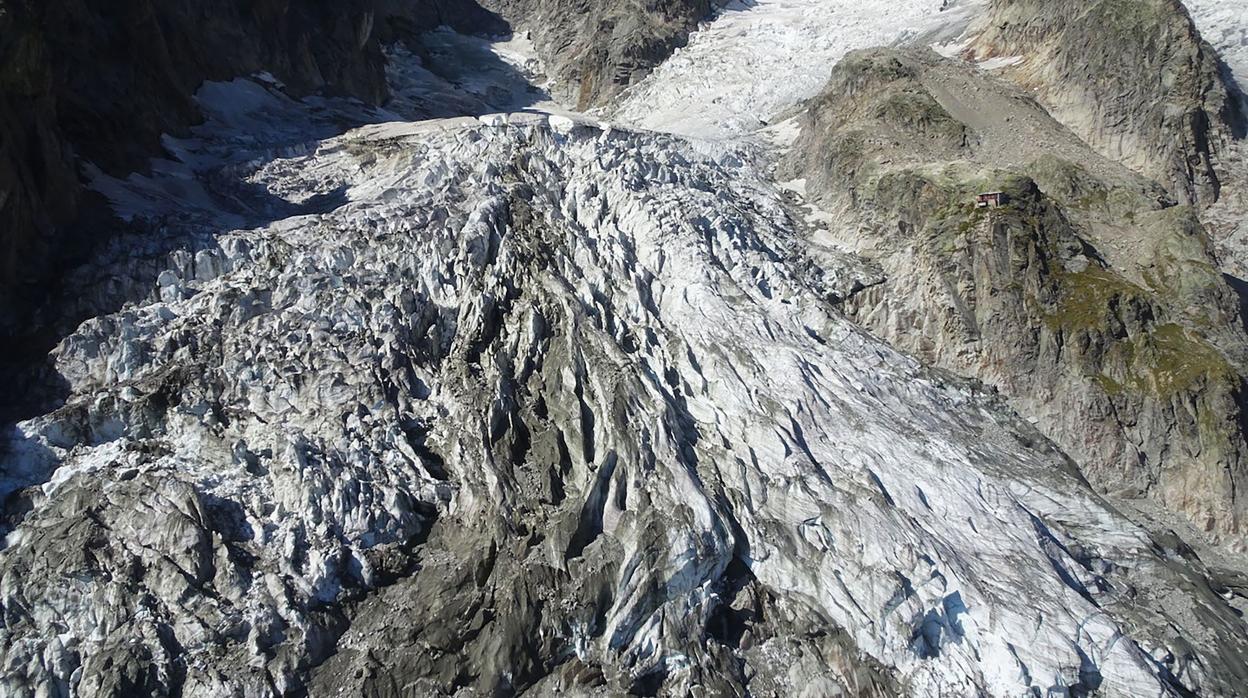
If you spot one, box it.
[0,5,80,313]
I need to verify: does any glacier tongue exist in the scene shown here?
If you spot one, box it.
[5,105,1247,695]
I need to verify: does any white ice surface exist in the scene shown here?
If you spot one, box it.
[46,109,1248,696]
[977,54,1024,70]
[385,27,573,118]
[612,0,983,138]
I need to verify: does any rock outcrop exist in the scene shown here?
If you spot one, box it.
[788,47,1248,538]
[962,0,1246,206]
[483,0,720,109]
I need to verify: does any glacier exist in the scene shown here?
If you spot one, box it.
[2,2,1248,696]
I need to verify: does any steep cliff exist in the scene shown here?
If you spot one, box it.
[0,5,81,315]
[483,0,720,109]
[962,0,1245,206]
[788,47,1248,538]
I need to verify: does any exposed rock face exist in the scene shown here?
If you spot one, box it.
[963,0,1245,206]
[788,47,1248,538]
[483,0,720,108]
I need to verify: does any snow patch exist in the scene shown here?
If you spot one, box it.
[978,55,1024,70]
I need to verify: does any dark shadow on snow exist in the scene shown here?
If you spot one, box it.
[0,22,547,521]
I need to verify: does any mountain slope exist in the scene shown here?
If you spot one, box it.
[611,0,979,137]
[962,0,1245,206]
[0,0,398,315]
[786,46,1248,538]
[482,0,722,109]
[2,1,1248,697]
[1182,0,1248,278]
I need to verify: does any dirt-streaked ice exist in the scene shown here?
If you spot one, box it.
[3,8,1248,696]
[6,107,1247,694]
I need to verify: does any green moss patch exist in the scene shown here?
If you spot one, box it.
[1124,323,1233,398]
[1044,267,1144,332]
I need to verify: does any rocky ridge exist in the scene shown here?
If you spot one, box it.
[960,0,1245,206]
[787,46,1248,539]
